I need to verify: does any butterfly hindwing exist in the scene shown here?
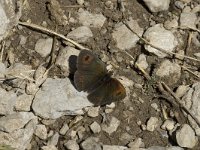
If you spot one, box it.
[88,78,126,106]
[74,50,107,92]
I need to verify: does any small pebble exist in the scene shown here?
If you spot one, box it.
[90,121,101,133]
[59,123,69,135]
[77,0,84,5]
[146,117,159,132]
[87,107,100,117]
[161,120,175,131]
[64,140,79,150]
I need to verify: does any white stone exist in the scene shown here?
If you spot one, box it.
[0,87,17,115]
[47,132,59,146]
[143,0,170,12]
[0,62,6,78]
[164,19,179,30]
[102,116,120,135]
[181,82,200,123]
[67,26,93,43]
[176,124,197,148]
[147,146,184,150]
[59,123,69,135]
[180,12,197,28]
[77,0,84,5]
[34,125,47,140]
[194,53,200,58]
[32,78,93,119]
[112,19,144,50]
[0,0,21,41]
[146,117,159,132]
[0,112,36,133]
[90,121,101,133]
[161,120,175,131]
[175,85,190,98]
[64,140,79,150]
[128,138,145,149]
[42,145,58,150]
[78,9,106,28]
[143,24,178,58]
[151,103,160,112]
[136,54,148,70]
[87,107,100,117]
[35,38,53,57]
[102,145,127,150]
[0,118,38,150]
[81,137,101,150]
[55,46,80,74]
[155,60,181,84]
[15,93,33,111]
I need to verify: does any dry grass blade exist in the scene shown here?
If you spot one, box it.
[0,41,5,63]
[122,21,200,63]
[181,65,200,79]
[18,21,90,51]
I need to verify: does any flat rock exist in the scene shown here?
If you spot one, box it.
[35,38,53,57]
[128,138,145,149]
[59,123,69,135]
[34,124,47,140]
[0,118,38,150]
[143,0,170,12]
[77,9,106,28]
[112,19,144,50]
[15,93,33,111]
[102,145,127,150]
[67,26,93,43]
[0,112,36,133]
[143,24,178,58]
[180,12,197,28]
[81,137,101,150]
[147,146,184,150]
[32,78,93,119]
[0,87,17,115]
[155,60,181,85]
[102,116,120,135]
[47,132,59,146]
[0,0,21,41]
[176,124,197,148]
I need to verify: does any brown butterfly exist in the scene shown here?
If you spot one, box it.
[74,50,126,106]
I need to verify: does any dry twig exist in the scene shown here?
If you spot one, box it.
[0,41,5,63]
[181,65,200,79]
[18,21,90,50]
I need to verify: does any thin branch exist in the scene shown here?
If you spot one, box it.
[18,21,90,51]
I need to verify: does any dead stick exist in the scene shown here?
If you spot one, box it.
[18,21,90,51]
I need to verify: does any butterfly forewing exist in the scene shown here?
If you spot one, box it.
[74,50,107,92]
[88,78,126,106]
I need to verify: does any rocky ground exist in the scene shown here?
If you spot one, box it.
[0,0,200,150]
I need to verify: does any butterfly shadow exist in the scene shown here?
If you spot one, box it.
[68,55,78,88]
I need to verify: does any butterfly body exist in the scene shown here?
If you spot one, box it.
[74,50,126,106]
